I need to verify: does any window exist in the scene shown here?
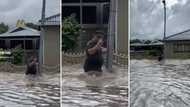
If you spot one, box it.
[10,40,24,49]
[25,40,33,50]
[0,40,5,49]
[62,0,80,3]
[173,42,190,52]
[62,6,81,23]
[36,39,40,49]
[62,0,110,3]
[103,4,110,24]
[62,1,110,24]
[83,0,110,3]
[82,6,97,24]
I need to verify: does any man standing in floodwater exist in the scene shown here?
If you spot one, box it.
[25,56,39,78]
[84,32,107,77]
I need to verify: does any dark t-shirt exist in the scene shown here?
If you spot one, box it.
[84,41,103,72]
[26,63,37,75]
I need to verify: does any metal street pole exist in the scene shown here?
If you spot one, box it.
[106,0,116,72]
[162,0,166,39]
[162,0,166,59]
[39,0,46,72]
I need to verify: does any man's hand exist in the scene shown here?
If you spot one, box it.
[101,47,107,53]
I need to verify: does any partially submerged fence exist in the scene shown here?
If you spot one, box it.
[113,53,128,67]
[62,51,128,67]
[62,51,86,65]
[0,62,60,72]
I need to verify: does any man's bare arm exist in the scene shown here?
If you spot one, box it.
[87,44,100,55]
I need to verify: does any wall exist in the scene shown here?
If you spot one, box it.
[43,26,60,66]
[116,0,128,54]
[164,41,190,59]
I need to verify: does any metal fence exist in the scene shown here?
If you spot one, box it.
[62,51,128,67]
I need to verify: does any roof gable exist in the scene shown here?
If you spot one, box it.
[10,27,24,33]
[0,26,40,38]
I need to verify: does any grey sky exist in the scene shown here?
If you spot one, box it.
[0,0,60,26]
[130,0,190,40]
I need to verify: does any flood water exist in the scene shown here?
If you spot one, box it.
[62,64,128,107]
[0,72,60,107]
[130,60,190,107]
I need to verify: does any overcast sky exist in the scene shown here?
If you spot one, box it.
[130,0,190,40]
[0,0,60,27]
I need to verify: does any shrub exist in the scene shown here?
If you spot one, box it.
[62,14,81,51]
[12,47,24,64]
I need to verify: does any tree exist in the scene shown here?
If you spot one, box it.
[130,39,142,44]
[0,22,9,34]
[144,40,151,44]
[62,14,81,51]
[12,46,24,65]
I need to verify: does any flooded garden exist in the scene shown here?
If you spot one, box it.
[130,60,190,107]
[62,64,128,107]
[0,71,60,107]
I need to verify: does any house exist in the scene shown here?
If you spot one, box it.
[164,29,190,58]
[130,41,163,58]
[39,14,60,66]
[62,0,128,54]
[0,20,40,63]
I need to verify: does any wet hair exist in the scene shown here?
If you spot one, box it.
[28,56,37,63]
[92,31,105,39]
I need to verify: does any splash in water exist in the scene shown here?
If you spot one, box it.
[62,64,128,107]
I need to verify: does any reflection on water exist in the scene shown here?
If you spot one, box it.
[62,65,128,107]
[0,72,60,107]
[131,60,190,107]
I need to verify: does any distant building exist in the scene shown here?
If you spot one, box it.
[62,0,128,54]
[130,41,163,58]
[164,29,190,58]
[0,20,40,62]
[39,14,60,66]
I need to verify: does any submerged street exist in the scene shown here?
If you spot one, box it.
[0,72,60,107]
[131,60,190,107]
[62,64,128,107]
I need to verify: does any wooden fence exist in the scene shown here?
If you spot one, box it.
[62,51,128,67]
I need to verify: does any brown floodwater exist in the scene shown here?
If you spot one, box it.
[62,64,128,107]
[0,72,60,107]
[130,60,190,107]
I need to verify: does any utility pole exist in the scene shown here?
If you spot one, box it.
[39,0,46,72]
[162,0,166,59]
[106,0,116,72]
[162,0,166,39]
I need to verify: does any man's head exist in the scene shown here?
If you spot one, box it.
[29,56,37,63]
[92,31,105,42]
